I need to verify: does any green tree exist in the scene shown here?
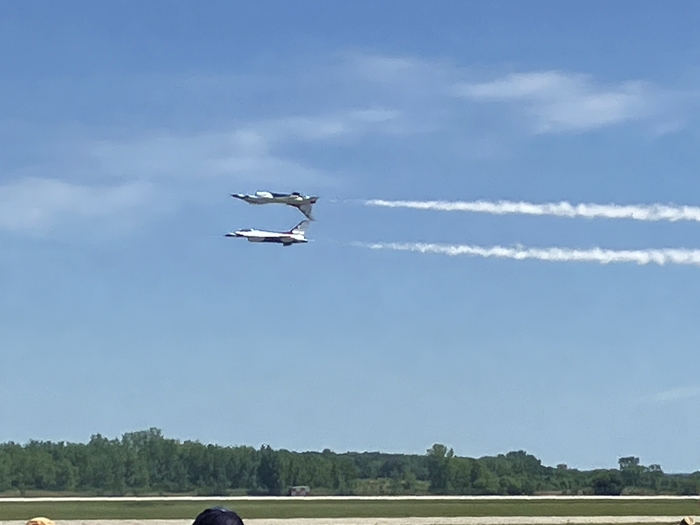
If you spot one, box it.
[449,457,478,494]
[426,444,453,494]
[331,457,358,495]
[591,470,623,495]
[618,456,642,488]
[257,445,282,495]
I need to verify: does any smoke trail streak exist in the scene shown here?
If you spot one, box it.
[365,199,700,223]
[357,242,700,267]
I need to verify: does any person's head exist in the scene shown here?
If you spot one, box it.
[192,507,244,525]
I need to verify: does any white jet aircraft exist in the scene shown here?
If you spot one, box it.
[231,191,318,220]
[225,220,310,246]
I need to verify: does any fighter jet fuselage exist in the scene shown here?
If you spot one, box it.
[231,191,318,220]
[225,220,310,246]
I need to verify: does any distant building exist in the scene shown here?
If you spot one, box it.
[289,485,311,496]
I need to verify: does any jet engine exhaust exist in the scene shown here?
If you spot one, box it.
[364,199,700,223]
[355,241,700,267]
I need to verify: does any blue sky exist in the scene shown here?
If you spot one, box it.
[2,0,700,472]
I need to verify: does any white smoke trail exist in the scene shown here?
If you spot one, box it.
[357,242,700,267]
[364,199,700,223]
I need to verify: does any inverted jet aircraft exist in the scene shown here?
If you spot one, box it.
[231,191,318,220]
[225,220,310,246]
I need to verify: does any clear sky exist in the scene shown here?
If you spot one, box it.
[2,0,700,472]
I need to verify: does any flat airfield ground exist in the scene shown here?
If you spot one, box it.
[0,497,698,523]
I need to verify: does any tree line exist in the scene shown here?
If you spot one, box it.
[0,428,697,496]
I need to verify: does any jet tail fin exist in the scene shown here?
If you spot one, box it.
[298,203,315,220]
[289,220,310,235]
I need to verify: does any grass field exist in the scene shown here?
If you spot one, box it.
[0,499,698,520]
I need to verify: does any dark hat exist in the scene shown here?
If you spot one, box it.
[192,507,244,525]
